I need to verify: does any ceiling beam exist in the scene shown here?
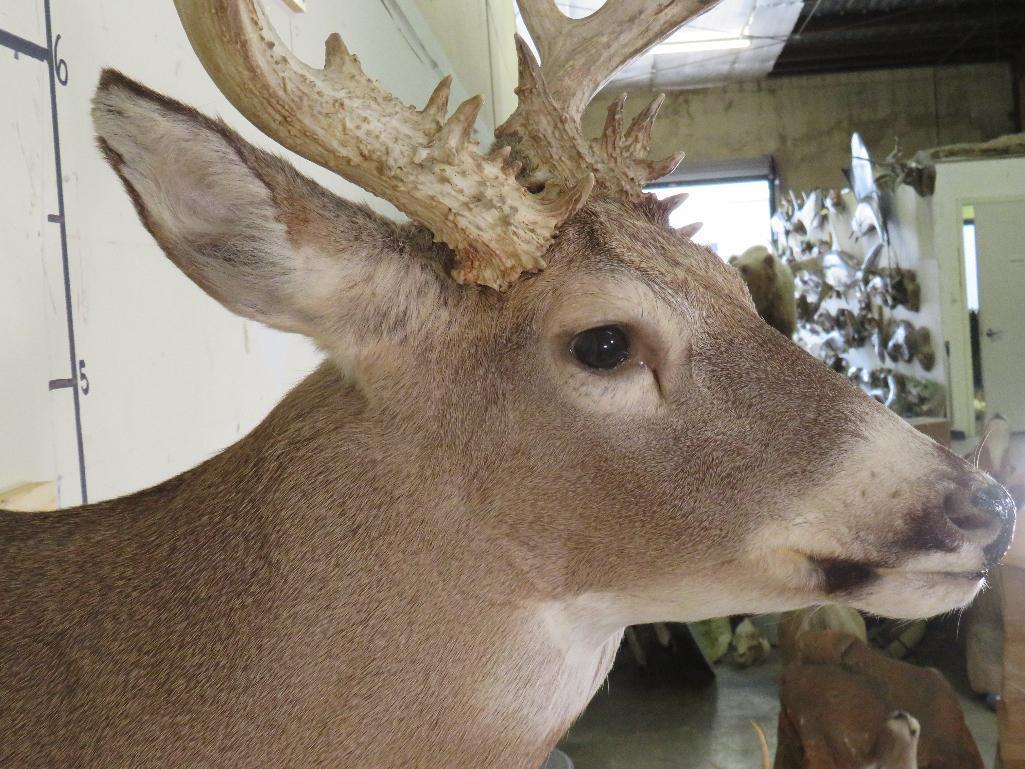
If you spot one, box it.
[789,3,1025,37]
[774,0,1025,76]
[772,49,1009,76]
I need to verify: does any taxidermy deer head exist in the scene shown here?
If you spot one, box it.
[1,1,1015,767]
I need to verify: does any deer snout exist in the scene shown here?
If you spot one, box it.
[943,480,1017,566]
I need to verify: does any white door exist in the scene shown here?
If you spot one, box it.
[974,200,1025,431]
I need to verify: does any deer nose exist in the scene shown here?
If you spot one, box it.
[944,481,1017,564]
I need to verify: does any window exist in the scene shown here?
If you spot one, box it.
[962,210,979,312]
[648,178,773,260]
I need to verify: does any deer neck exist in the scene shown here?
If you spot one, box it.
[3,362,623,766]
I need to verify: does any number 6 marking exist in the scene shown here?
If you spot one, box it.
[53,34,68,85]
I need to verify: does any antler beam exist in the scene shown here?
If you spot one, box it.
[499,0,716,201]
[173,0,593,290]
[518,0,716,123]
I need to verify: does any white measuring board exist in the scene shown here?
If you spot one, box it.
[2,0,86,505]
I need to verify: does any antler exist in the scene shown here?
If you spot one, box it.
[173,0,593,290]
[498,0,715,201]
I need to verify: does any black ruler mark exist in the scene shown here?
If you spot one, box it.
[41,0,89,504]
[0,28,49,61]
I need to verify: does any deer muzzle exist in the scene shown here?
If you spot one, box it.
[944,479,1017,567]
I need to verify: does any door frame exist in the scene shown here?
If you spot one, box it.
[943,190,1025,437]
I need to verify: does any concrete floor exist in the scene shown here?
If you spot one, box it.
[558,619,998,769]
[559,644,781,769]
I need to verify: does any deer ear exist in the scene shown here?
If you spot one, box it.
[91,70,445,344]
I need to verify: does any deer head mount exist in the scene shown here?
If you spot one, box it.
[173,0,709,289]
[2,2,1016,768]
[86,0,1014,657]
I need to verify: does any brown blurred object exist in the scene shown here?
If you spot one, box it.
[905,416,951,449]
[774,631,983,769]
[778,606,866,664]
[1000,565,1025,768]
[960,417,1025,767]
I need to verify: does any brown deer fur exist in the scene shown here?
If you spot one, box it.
[0,72,1015,769]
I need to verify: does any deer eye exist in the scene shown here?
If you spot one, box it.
[570,325,631,370]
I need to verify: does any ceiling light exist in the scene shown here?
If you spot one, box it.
[652,38,752,55]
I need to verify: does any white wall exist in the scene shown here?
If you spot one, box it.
[1,0,479,506]
[415,0,518,127]
[930,156,1025,437]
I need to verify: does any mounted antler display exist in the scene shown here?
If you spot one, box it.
[173,0,711,289]
[7,2,1019,767]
